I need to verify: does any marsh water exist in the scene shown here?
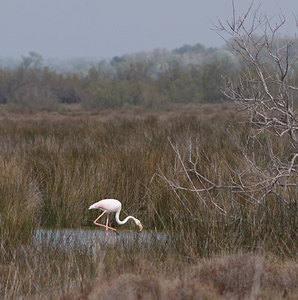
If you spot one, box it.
[33,229,167,249]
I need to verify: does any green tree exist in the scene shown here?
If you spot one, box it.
[22,52,44,69]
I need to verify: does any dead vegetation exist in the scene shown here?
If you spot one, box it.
[0,104,296,299]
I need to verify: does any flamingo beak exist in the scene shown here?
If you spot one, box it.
[88,204,96,210]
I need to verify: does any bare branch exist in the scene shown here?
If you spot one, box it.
[160,2,297,218]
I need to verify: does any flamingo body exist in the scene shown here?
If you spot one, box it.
[89,199,122,213]
[89,199,143,236]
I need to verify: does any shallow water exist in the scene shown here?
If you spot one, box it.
[33,229,167,248]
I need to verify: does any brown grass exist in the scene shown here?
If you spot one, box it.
[88,252,297,300]
[0,103,296,299]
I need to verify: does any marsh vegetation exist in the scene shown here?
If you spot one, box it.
[0,104,296,299]
[1,3,298,297]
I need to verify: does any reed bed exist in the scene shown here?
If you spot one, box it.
[0,104,296,299]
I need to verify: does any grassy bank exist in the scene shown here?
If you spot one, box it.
[1,233,297,299]
[0,104,296,299]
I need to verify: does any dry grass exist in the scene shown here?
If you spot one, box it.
[88,252,297,300]
[0,103,296,299]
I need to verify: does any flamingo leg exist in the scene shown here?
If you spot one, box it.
[93,211,106,224]
[105,213,109,236]
[93,210,118,235]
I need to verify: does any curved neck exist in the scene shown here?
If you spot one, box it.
[115,211,138,226]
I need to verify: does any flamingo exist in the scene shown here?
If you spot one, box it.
[88,199,143,236]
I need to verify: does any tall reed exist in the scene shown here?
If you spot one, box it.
[0,158,42,249]
[0,104,297,299]
[0,104,296,257]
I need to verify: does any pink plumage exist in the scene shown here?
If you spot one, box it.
[89,199,143,236]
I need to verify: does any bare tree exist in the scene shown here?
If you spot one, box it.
[160,2,297,212]
[219,2,298,147]
[217,2,297,204]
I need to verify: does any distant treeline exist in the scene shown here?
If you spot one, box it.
[0,41,297,111]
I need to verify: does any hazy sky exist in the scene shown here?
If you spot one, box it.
[0,0,297,59]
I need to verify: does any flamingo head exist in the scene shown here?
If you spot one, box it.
[135,219,143,231]
[89,203,100,210]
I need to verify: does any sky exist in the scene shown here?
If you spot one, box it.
[0,0,297,59]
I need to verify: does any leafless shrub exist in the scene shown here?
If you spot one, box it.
[160,1,297,214]
[216,1,298,203]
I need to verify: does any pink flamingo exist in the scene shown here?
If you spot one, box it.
[89,199,143,236]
